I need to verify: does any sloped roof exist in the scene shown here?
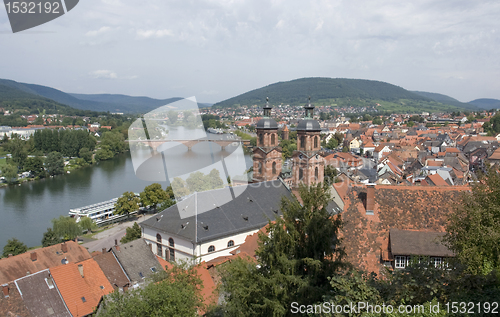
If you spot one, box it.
[0,281,31,317]
[340,185,468,274]
[0,242,91,285]
[14,269,71,317]
[50,258,113,317]
[111,239,162,283]
[390,229,454,257]
[140,180,291,244]
[426,173,449,186]
[92,252,130,289]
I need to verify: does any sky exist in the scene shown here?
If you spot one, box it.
[1,0,499,104]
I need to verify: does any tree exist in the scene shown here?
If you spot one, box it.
[95,145,114,161]
[1,163,18,183]
[98,264,204,317]
[52,216,82,241]
[171,177,191,199]
[445,166,500,275]
[324,165,338,186]
[372,117,383,125]
[218,183,346,316]
[79,217,97,233]
[6,136,27,170]
[325,137,338,150]
[45,151,64,176]
[114,192,140,219]
[167,110,178,125]
[120,222,142,244]
[2,238,28,257]
[140,183,168,212]
[79,147,93,164]
[25,156,45,178]
[100,132,125,154]
[41,228,62,247]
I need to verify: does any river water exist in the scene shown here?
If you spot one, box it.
[0,138,252,251]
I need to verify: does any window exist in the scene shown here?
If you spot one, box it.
[169,248,175,262]
[432,257,442,267]
[271,134,276,145]
[395,256,407,269]
[259,133,264,146]
[227,240,234,247]
[151,267,157,273]
[299,168,303,180]
[156,233,162,243]
[314,136,318,148]
[208,245,215,252]
[169,238,174,248]
[259,162,263,175]
[272,162,276,174]
[157,243,162,257]
[315,167,319,179]
[300,136,305,149]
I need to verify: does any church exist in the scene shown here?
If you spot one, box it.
[252,98,325,187]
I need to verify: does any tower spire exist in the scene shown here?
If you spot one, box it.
[263,97,272,117]
[304,96,314,119]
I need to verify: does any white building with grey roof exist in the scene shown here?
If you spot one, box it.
[140,180,292,264]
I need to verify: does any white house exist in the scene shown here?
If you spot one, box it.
[140,180,292,264]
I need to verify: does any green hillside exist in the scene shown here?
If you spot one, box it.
[468,98,500,110]
[213,77,477,113]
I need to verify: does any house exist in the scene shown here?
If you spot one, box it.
[110,239,162,285]
[92,250,130,291]
[340,184,467,275]
[388,229,454,269]
[0,241,91,285]
[0,281,30,317]
[14,269,71,317]
[373,144,392,162]
[50,258,113,317]
[140,180,292,263]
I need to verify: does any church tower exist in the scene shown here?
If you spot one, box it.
[291,98,324,186]
[252,98,282,183]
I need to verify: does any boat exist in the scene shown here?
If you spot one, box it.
[69,193,140,225]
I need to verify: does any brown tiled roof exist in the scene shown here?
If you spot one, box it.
[340,185,467,275]
[389,229,453,257]
[0,282,31,317]
[92,252,130,289]
[50,258,113,317]
[0,242,91,285]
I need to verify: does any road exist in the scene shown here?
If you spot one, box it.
[82,213,156,253]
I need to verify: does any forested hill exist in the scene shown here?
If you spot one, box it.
[213,77,478,112]
[468,98,500,110]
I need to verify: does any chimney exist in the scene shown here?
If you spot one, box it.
[114,239,118,246]
[78,264,84,278]
[123,285,129,292]
[366,184,375,215]
[2,284,9,298]
[115,245,120,252]
[30,251,37,261]
[8,254,13,258]
[61,242,68,253]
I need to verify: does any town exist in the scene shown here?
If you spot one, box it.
[1,97,500,316]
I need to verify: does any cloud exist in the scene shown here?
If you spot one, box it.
[89,70,118,79]
[85,26,111,37]
[136,29,174,39]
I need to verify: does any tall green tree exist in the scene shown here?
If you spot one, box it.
[6,136,27,170]
[52,215,82,241]
[45,151,65,176]
[218,183,347,316]
[25,156,45,178]
[79,217,97,233]
[140,183,168,211]
[41,228,62,247]
[445,166,500,275]
[1,163,18,183]
[120,222,142,244]
[114,192,140,219]
[2,238,28,258]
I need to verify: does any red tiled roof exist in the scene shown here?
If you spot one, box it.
[426,173,449,186]
[51,258,113,317]
[0,242,91,285]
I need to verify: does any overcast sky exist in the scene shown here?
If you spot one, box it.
[1,0,499,104]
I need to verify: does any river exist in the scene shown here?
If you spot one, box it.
[0,139,252,251]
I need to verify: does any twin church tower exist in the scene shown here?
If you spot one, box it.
[252,98,324,187]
